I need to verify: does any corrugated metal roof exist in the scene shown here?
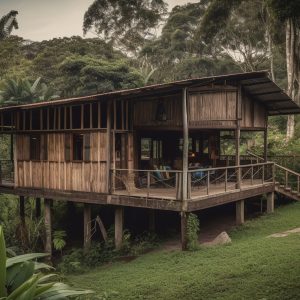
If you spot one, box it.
[0,70,299,115]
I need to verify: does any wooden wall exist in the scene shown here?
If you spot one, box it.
[133,94,182,128]
[188,89,266,129]
[188,90,237,128]
[15,132,108,193]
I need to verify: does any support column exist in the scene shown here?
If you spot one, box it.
[263,128,268,162]
[267,192,274,213]
[115,206,124,250]
[83,203,92,251]
[149,210,155,232]
[236,84,241,189]
[182,88,188,210]
[35,198,41,219]
[44,198,52,255]
[181,212,188,251]
[236,200,244,225]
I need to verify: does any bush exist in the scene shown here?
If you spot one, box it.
[187,213,200,251]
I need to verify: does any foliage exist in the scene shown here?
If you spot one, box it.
[186,213,200,251]
[58,230,158,274]
[0,77,59,106]
[0,226,93,299]
[83,0,168,54]
[53,230,67,253]
[0,11,18,40]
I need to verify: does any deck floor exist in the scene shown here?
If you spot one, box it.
[113,179,270,200]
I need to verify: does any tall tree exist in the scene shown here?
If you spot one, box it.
[83,0,167,55]
[199,0,300,139]
[268,0,300,139]
[0,11,18,40]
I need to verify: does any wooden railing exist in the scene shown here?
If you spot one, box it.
[274,164,300,195]
[110,162,275,200]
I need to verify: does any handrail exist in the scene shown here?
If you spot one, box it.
[246,151,265,161]
[274,163,300,177]
[112,162,274,174]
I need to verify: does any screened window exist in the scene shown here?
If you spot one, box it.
[30,134,47,160]
[73,134,83,161]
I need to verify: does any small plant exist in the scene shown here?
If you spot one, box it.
[53,230,67,254]
[187,213,200,251]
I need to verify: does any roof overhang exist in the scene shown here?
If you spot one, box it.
[0,71,299,116]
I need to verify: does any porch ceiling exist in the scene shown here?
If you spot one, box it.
[0,70,299,116]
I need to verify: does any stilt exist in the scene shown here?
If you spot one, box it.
[149,210,155,232]
[181,212,188,251]
[44,198,52,255]
[35,198,41,219]
[83,203,92,251]
[115,206,124,250]
[267,192,274,213]
[236,200,244,225]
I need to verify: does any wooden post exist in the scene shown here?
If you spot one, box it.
[236,200,244,225]
[44,198,52,255]
[149,210,155,232]
[236,85,241,189]
[35,198,41,219]
[115,206,124,250]
[263,128,268,162]
[266,192,274,214]
[83,203,92,251]
[106,101,112,193]
[181,212,188,251]
[182,88,188,210]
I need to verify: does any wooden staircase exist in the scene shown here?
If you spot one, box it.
[247,151,300,202]
[274,164,300,201]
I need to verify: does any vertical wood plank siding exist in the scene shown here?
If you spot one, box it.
[16,132,107,193]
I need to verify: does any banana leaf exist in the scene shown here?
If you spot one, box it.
[0,227,7,297]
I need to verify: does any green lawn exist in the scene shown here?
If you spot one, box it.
[67,202,300,300]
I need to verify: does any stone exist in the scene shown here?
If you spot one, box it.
[204,231,232,247]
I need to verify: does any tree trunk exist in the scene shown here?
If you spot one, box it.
[285,18,299,140]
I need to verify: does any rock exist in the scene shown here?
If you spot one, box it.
[204,231,232,247]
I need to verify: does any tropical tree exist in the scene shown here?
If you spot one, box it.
[0,226,93,299]
[83,0,168,55]
[0,11,19,41]
[0,77,59,106]
[199,0,300,139]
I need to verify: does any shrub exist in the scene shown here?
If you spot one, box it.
[187,213,200,251]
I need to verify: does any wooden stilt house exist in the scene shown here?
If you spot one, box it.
[0,70,300,251]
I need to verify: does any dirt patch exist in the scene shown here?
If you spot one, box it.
[268,227,300,238]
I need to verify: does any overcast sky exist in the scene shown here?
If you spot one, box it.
[0,0,197,41]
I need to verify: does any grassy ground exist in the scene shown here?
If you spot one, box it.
[67,202,300,300]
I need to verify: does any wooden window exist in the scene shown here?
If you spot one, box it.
[30,134,48,160]
[73,134,83,161]
[30,135,41,160]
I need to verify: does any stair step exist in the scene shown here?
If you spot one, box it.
[284,187,292,192]
[279,185,285,189]
[291,190,298,195]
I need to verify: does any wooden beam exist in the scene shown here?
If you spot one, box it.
[182,88,188,209]
[44,198,52,255]
[115,206,123,250]
[181,211,188,251]
[266,192,274,213]
[236,200,244,225]
[83,203,91,251]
